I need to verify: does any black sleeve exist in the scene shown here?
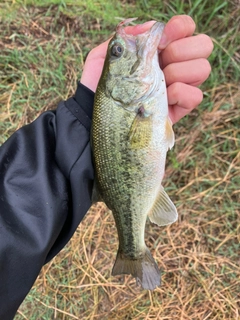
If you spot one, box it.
[0,82,95,320]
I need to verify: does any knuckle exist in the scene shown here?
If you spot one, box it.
[197,34,214,55]
[205,36,214,55]
[170,15,196,36]
[169,82,183,99]
[194,88,203,105]
[161,44,177,65]
[202,59,212,76]
[163,63,177,84]
[194,59,212,84]
[181,15,196,33]
[167,41,180,62]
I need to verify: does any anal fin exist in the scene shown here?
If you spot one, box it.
[148,186,178,226]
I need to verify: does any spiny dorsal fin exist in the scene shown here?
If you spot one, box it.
[148,186,178,226]
[165,116,175,150]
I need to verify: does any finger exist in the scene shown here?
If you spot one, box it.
[87,39,110,59]
[164,58,211,87]
[80,40,109,92]
[161,34,214,68]
[167,82,203,124]
[124,21,156,35]
[159,15,196,49]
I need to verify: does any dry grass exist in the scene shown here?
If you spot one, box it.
[0,1,239,319]
[17,86,240,320]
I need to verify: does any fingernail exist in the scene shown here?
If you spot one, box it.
[141,20,156,26]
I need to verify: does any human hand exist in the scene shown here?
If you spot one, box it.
[157,15,213,124]
[80,15,213,124]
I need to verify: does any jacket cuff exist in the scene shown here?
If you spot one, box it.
[74,81,95,120]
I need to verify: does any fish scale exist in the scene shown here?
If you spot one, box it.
[91,19,178,290]
[93,95,147,254]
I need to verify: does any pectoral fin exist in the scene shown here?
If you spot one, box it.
[165,116,175,150]
[129,109,152,149]
[148,186,178,226]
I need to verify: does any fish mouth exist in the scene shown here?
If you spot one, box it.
[116,18,165,58]
[109,19,165,106]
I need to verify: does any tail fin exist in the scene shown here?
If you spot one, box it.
[112,248,161,290]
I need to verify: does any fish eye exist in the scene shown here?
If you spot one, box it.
[111,44,124,57]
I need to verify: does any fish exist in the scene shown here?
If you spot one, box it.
[91,18,178,290]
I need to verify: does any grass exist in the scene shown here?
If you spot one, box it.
[0,0,239,319]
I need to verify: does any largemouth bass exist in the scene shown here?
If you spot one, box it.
[91,18,178,290]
